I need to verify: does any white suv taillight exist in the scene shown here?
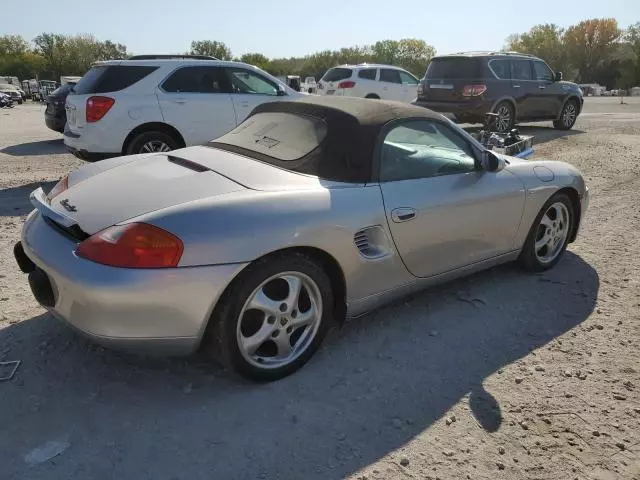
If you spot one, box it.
[86,96,115,122]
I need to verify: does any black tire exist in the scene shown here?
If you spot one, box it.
[493,101,515,132]
[208,252,334,381]
[125,130,180,155]
[519,193,574,272]
[365,94,380,99]
[553,99,578,130]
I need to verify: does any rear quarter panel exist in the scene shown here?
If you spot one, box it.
[128,186,415,304]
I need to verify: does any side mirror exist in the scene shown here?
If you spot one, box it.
[481,150,506,173]
[277,85,287,96]
[554,71,563,82]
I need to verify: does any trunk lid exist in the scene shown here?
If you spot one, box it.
[47,152,246,234]
[419,57,483,102]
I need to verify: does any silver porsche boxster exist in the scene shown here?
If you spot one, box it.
[15,96,589,380]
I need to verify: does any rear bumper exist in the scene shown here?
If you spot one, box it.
[45,113,65,133]
[412,99,491,120]
[63,128,120,161]
[17,210,249,356]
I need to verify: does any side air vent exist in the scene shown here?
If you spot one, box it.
[353,226,391,259]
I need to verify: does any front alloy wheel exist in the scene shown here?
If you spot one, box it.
[519,193,574,272]
[534,202,570,265]
[553,100,578,130]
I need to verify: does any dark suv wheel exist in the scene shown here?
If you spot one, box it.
[493,101,515,133]
[553,100,578,130]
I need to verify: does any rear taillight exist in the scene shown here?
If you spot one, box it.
[86,96,114,122]
[462,84,487,97]
[338,81,356,89]
[47,175,69,201]
[76,223,183,268]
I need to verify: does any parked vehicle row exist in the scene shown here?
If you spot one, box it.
[413,51,583,132]
[0,83,24,104]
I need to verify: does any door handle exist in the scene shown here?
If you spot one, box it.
[172,99,187,104]
[538,85,546,90]
[513,85,520,88]
[391,207,416,223]
[239,102,249,107]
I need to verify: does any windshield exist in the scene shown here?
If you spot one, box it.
[0,84,18,90]
[210,112,327,162]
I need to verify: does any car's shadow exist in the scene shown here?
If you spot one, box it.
[463,124,585,147]
[0,181,56,216]
[0,252,597,479]
[1,139,66,157]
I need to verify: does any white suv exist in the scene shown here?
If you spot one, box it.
[317,64,419,103]
[63,55,301,160]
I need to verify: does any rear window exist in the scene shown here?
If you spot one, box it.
[322,68,352,82]
[51,83,75,96]
[425,58,482,80]
[211,112,327,162]
[358,68,377,80]
[72,65,158,94]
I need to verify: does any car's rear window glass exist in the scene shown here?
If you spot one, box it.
[72,65,158,94]
[425,58,482,79]
[489,59,510,79]
[211,112,327,162]
[358,68,377,80]
[51,83,75,96]
[322,68,352,82]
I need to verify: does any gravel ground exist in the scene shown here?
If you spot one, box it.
[1,98,639,480]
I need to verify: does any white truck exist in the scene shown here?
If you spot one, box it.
[301,76,317,94]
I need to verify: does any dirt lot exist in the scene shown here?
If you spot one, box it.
[1,98,639,480]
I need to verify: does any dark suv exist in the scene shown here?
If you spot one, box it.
[413,52,583,132]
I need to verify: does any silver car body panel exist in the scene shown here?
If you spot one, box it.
[20,143,589,352]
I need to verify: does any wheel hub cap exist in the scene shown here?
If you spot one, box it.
[534,202,570,264]
[236,272,322,369]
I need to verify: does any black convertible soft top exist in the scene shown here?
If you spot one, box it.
[210,96,443,183]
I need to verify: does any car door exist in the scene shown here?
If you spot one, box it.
[224,67,282,124]
[356,67,378,98]
[156,66,236,145]
[378,68,404,101]
[398,70,419,103]
[509,59,537,119]
[378,119,526,278]
[532,60,563,118]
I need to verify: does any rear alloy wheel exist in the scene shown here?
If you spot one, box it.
[209,253,333,381]
[553,100,578,130]
[519,193,574,272]
[126,131,179,155]
[493,101,515,133]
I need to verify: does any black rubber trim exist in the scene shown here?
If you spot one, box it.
[167,155,210,172]
[28,268,55,308]
[14,242,36,273]
[43,216,89,242]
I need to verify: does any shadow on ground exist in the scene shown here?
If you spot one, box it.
[0,252,598,480]
[1,139,66,157]
[0,182,56,216]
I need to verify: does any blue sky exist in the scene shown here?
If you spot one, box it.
[8,0,638,58]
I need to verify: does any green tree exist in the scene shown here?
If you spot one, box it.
[240,53,270,71]
[506,24,570,76]
[563,18,621,83]
[396,39,436,76]
[190,40,232,60]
